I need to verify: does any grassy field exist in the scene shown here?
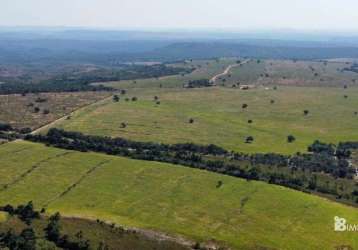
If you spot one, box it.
[43,85,358,154]
[0,140,357,249]
[0,212,7,222]
[99,58,238,89]
[206,59,358,88]
[261,60,358,87]
[0,91,111,130]
[216,59,266,86]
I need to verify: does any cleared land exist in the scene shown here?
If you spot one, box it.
[0,140,357,250]
[42,85,358,154]
[0,91,111,130]
[261,60,358,87]
[99,58,238,89]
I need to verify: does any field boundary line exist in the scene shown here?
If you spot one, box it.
[0,152,73,192]
[0,145,31,158]
[31,93,114,135]
[43,160,111,207]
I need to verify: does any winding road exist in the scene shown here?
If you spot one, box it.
[210,60,249,83]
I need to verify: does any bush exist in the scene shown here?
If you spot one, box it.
[245,136,254,143]
[287,135,296,143]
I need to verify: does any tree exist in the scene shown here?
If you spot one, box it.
[242,104,248,109]
[20,228,36,250]
[287,135,296,143]
[120,122,127,128]
[45,212,61,242]
[245,136,254,144]
[303,110,309,116]
[189,118,194,124]
[112,95,120,102]
[131,97,138,101]
[248,120,253,124]
[270,99,275,104]
[0,123,12,131]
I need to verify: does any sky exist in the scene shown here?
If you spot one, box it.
[1,0,358,31]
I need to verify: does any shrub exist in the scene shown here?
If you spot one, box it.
[287,135,296,143]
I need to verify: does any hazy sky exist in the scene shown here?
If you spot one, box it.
[1,0,358,31]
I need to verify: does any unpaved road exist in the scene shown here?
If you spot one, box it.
[210,60,249,83]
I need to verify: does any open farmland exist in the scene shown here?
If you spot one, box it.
[99,58,239,89]
[261,60,358,87]
[0,91,111,130]
[0,140,357,250]
[102,58,358,90]
[42,85,358,154]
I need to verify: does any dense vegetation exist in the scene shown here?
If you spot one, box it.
[0,203,188,250]
[26,129,358,206]
[184,79,212,88]
[0,64,192,94]
[343,63,358,74]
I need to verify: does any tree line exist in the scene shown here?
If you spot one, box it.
[25,129,358,205]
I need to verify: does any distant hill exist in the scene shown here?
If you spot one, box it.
[1,29,358,65]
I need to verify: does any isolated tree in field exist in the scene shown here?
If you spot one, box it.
[125,98,129,102]
[189,118,194,124]
[120,122,127,128]
[245,136,254,144]
[113,95,120,102]
[344,95,348,99]
[287,135,296,143]
[34,107,40,113]
[154,96,159,101]
[131,97,137,101]
[156,101,161,105]
[304,110,309,116]
[270,99,275,104]
[242,103,248,109]
[248,119,253,124]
